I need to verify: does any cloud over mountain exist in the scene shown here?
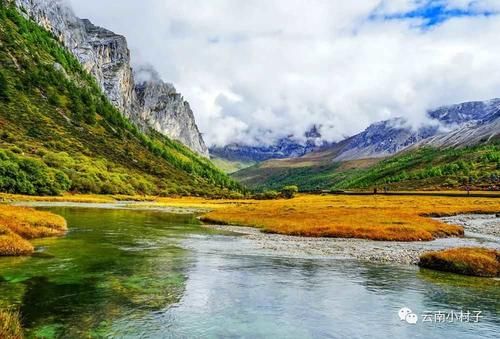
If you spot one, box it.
[68,0,500,146]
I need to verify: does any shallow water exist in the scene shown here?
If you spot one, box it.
[0,206,498,338]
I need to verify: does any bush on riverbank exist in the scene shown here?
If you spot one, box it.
[0,309,23,339]
[0,205,66,256]
[418,247,500,277]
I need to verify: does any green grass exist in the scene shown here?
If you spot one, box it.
[233,144,500,191]
[210,156,256,174]
[0,2,241,197]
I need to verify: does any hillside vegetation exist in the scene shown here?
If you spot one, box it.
[233,144,500,191]
[0,3,240,197]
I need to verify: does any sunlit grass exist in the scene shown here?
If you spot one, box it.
[0,205,66,256]
[0,193,116,203]
[0,309,23,339]
[419,247,500,277]
[1,193,498,242]
[200,194,500,241]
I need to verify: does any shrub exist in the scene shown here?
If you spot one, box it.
[281,185,299,199]
[253,190,280,200]
[0,150,70,195]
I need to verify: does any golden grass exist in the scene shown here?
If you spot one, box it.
[0,193,498,242]
[0,205,67,256]
[0,193,115,203]
[0,309,23,339]
[200,195,500,241]
[419,247,500,277]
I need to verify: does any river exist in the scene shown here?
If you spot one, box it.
[0,206,498,338]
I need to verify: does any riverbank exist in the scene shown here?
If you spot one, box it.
[419,247,500,277]
[205,214,500,265]
[0,205,67,256]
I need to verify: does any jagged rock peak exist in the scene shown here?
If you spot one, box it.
[134,66,209,157]
[13,0,209,157]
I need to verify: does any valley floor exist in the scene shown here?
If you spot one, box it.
[2,193,499,267]
[206,214,499,265]
[2,192,499,243]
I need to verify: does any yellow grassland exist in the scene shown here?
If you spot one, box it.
[0,205,67,256]
[1,193,498,242]
[200,195,500,241]
[419,247,500,277]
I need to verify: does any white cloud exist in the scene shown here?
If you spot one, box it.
[67,0,500,146]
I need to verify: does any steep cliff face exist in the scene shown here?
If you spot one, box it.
[14,0,208,156]
[80,18,137,119]
[134,67,209,156]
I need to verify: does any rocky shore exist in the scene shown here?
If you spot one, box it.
[206,214,500,265]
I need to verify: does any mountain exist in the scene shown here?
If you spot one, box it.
[0,2,238,196]
[217,99,500,165]
[14,0,209,156]
[209,126,325,163]
[332,99,500,161]
[134,66,208,156]
[233,99,500,191]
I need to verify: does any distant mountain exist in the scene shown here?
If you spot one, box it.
[210,126,325,162]
[331,99,500,161]
[213,99,500,164]
[233,98,500,191]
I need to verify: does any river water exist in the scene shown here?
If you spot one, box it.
[0,206,498,338]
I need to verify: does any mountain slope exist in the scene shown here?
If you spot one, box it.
[234,144,499,191]
[233,100,500,191]
[15,0,209,156]
[0,2,239,196]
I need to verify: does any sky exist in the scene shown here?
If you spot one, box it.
[67,0,500,147]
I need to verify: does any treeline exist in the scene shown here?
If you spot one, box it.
[242,144,500,192]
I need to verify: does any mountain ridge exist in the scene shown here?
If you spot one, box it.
[216,98,500,165]
[14,0,209,156]
[232,98,500,191]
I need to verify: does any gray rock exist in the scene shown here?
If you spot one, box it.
[134,66,208,156]
[15,0,208,157]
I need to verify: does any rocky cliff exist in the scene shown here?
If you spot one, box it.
[14,0,208,156]
[134,66,208,156]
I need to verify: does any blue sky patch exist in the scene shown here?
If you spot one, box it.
[373,1,497,28]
